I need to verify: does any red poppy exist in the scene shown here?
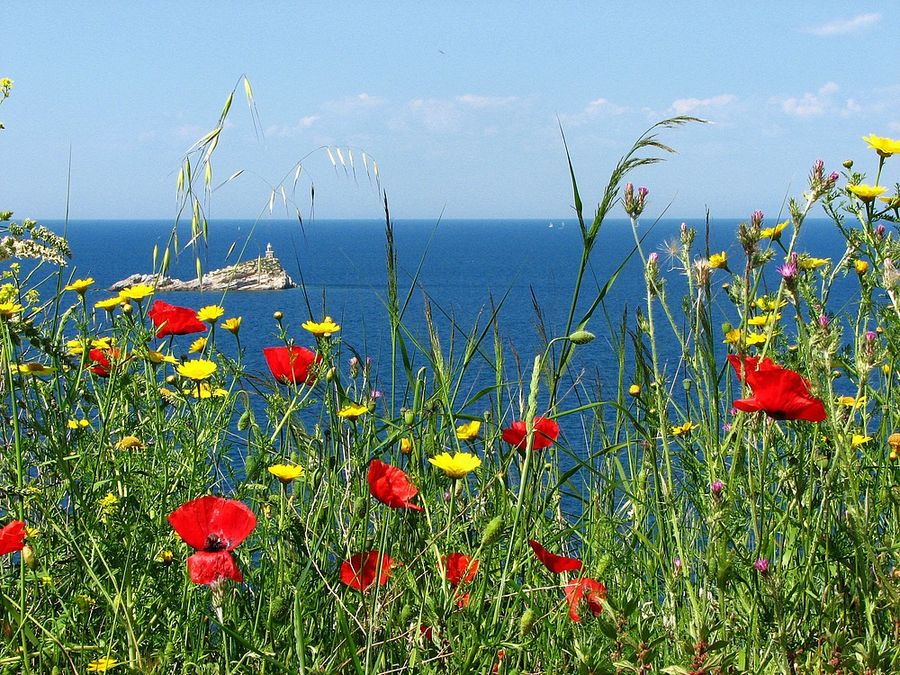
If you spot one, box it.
[263,346,319,385]
[564,577,607,622]
[0,520,25,555]
[528,539,583,573]
[340,550,393,592]
[148,300,207,338]
[727,355,826,422]
[167,496,256,585]
[501,416,560,450]
[88,348,120,377]
[443,552,479,586]
[368,459,423,512]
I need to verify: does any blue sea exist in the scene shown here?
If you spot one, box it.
[44,217,858,422]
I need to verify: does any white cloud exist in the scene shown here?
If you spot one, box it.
[456,94,518,108]
[322,93,385,115]
[559,97,628,126]
[781,81,839,117]
[265,116,319,138]
[670,94,736,115]
[806,13,880,36]
[408,98,461,132]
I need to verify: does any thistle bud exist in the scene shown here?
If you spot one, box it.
[751,210,764,228]
[481,515,504,548]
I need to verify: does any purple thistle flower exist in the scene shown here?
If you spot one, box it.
[754,558,769,575]
[711,480,724,496]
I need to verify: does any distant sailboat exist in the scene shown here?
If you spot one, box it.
[548,222,554,228]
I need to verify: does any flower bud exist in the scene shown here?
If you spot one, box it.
[21,544,36,570]
[273,311,283,321]
[567,329,596,345]
[842,159,853,170]
[519,608,537,638]
[121,303,133,315]
[628,384,641,397]
[754,558,770,575]
[481,515,504,548]
[855,260,869,276]
[751,210,764,228]
[403,409,415,426]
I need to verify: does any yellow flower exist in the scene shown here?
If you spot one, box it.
[177,359,217,381]
[671,421,698,437]
[798,256,830,270]
[16,362,55,376]
[302,316,341,337]
[0,302,24,319]
[760,220,789,240]
[222,316,242,334]
[196,305,225,324]
[268,463,304,483]
[455,420,481,441]
[428,451,481,479]
[64,277,94,294]
[836,395,866,407]
[747,313,780,327]
[86,657,119,673]
[145,350,177,365]
[185,382,228,399]
[851,434,872,448]
[189,336,207,353]
[158,386,178,400]
[67,418,90,430]
[94,296,123,311]
[848,184,887,202]
[879,194,900,209]
[723,328,742,344]
[156,549,174,565]
[399,438,412,454]
[754,297,788,312]
[628,384,641,396]
[337,403,369,419]
[708,252,728,270]
[854,259,869,275]
[118,284,154,301]
[862,134,900,158]
[115,436,145,451]
[745,332,767,346]
[98,493,118,523]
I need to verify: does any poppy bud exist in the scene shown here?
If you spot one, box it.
[519,607,537,637]
[273,311,283,321]
[325,367,336,382]
[403,409,415,426]
[481,515,504,548]
[237,410,252,431]
[567,329,596,345]
[21,544,36,570]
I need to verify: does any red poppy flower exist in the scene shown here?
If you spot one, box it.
[167,496,256,585]
[727,355,826,422]
[148,300,207,338]
[564,577,607,622]
[528,539,583,573]
[501,417,560,450]
[368,459,423,512]
[340,550,393,591]
[263,346,319,385]
[88,348,120,377]
[0,520,25,555]
[443,552,479,586]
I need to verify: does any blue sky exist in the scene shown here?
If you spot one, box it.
[2,3,898,220]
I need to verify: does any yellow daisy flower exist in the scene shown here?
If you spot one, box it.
[836,395,866,407]
[189,337,208,353]
[628,384,641,396]
[399,438,412,454]
[708,252,728,269]
[145,350,177,365]
[848,184,887,202]
[754,297,788,312]
[455,420,481,441]
[337,402,369,419]
[115,436,145,451]
[118,284,154,301]
[747,314,780,327]
[0,302,24,319]
[67,418,90,430]
[196,305,225,324]
[428,451,481,479]
[222,316,242,334]
[759,220,789,240]
[302,316,341,337]
[798,256,830,270]
[16,362,55,376]
[94,296,124,311]
[176,359,217,381]
[723,328,742,345]
[671,421,698,437]
[862,134,900,158]
[64,277,94,294]
[851,434,872,448]
[185,382,228,399]
[86,657,119,673]
[268,463,304,483]
[745,332,767,346]
[854,259,869,275]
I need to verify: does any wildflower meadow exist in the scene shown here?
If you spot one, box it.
[4,77,900,674]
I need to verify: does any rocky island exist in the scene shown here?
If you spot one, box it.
[110,243,297,292]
